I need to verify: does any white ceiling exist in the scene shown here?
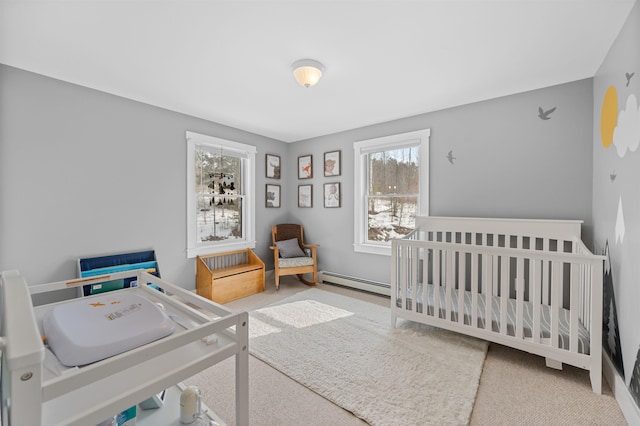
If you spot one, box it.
[0,1,636,142]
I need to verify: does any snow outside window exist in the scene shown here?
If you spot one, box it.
[353,129,430,256]
[186,131,256,258]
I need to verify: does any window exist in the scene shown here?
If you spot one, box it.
[186,131,256,257]
[353,129,430,256]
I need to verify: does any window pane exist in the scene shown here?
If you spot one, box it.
[196,196,243,242]
[367,196,417,242]
[195,148,242,195]
[195,146,243,243]
[368,147,419,195]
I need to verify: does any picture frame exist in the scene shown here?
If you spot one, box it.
[323,150,341,177]
[265,153,281,179]
[298,154,313,179]
[323,182,341,208]
[298,184,313,208]
[265,184,281,208]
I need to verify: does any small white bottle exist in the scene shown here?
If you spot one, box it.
[180,385,202,424]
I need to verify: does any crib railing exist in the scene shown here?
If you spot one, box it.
[392,234,604,357]
[391,217,605,393]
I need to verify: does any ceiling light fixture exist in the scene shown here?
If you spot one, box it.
[292,59,325,88]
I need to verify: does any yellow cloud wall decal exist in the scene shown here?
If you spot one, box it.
[601,85,618,148]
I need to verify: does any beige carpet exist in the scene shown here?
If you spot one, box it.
[185,277,628,425]
[221,288,488,425]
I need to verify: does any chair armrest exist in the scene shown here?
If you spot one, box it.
[302,244,318,259]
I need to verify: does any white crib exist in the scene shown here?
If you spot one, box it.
[391,216,605,393]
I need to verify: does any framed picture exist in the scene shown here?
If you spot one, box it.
[298,154,313,179]
[298,184,312,208]
[323,182,341,208]
[265,184,281,208]
[324,150,341,177]
[265,153,281,179]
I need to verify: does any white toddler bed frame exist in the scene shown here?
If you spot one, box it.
[0,269,249,425]
[391,216,605,393]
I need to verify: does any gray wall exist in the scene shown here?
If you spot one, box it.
[1,65,594,293]
[0,64,289,287]
[291,79,594,284]
[592,0,640,407]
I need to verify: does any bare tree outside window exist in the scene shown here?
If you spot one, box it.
[366,146,419,242]
[353,128,429,256]
[195,146,243,243]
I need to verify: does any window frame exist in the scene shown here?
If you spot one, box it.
[353,128,430,256]
[186,131,256,258]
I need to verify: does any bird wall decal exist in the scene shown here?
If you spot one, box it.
[538,106,556,120]
[446,150,456,164]
[626,72,635,87]
[610,170,617,182]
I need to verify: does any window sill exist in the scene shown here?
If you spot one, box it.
[353,243,391,257]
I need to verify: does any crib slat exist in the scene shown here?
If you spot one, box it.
[570,262,579,353]
[500,255,508,335]
[515,256,525,339]
[492,242,499,297]
[445,249,453,321]
[532,258,541,344]
[411,245,419,314]
[432,249,442,318]
[471,252,479,328]
[483,254,491,331]
[579,261,586,327]
[528,257,534,302]
[550,261,561,348]
[489,254,498,331]
[400,244,408,312]
[458,252,466,324]
[420,248,427,311]
[542,239,550,304]
[391,242,398,325]
[582,260,592,330]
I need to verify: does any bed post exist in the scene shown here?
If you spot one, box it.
[1,270,46,425]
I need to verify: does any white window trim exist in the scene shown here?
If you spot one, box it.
[353,128,430,256]
[186,131,256,258]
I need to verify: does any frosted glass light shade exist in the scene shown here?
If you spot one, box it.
[292,59,325,88]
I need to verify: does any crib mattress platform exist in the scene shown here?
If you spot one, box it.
[397,282,590,354]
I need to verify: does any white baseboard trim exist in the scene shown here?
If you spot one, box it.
[603,351,640,425]
[318,270,390,296]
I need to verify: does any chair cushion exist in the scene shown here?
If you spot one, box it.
[279,257,315,268]
[276,238,306,258]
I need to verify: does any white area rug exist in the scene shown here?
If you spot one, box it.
[249,289,488,426]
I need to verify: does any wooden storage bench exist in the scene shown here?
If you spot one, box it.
[196,249,265,303]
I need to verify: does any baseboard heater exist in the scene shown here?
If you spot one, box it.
[318,270,390,297]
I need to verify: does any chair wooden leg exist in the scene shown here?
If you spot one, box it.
[275,274,280,290]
